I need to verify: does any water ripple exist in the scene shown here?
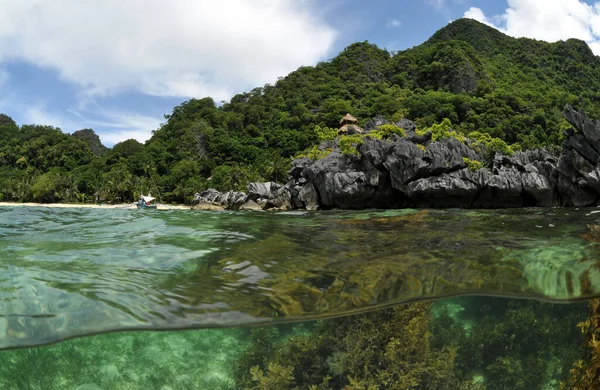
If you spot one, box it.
[1,206,600,348]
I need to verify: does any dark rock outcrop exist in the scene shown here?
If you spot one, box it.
[194,105,600,210]
[192,188,247,210]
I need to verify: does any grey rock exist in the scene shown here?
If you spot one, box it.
[564,104,600,159]
[405,130,432,144]
[364,116,390,132]
[384,139,469,191]
[406,169,480,208]
[196,107,600,210]
[268,186,292,210]
[247,182,279,201]
[240,200,263,211]
[193,188,222,204]
[298,183,320,210]
[289,158,311,179]
[192,188,247,210]
[394,118,417,132]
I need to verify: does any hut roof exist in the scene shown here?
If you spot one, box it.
[340,113,358,126]
[338,124,364,135]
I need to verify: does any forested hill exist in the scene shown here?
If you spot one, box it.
[1,18,600,204]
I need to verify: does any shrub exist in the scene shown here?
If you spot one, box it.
[428,118,467,142]
[339,135,365,156]
[463,157,484,171]
[369,124,406,140]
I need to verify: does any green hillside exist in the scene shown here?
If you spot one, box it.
[1,18,600,204]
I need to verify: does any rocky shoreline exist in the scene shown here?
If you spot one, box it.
[193,105,600,210]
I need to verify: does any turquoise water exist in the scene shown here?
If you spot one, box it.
[1,206,600,388]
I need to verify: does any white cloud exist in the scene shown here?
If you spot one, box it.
[100,129,157,146]
[67,101,163,145]
[386,19,402,28]
[86,112,162,146]
[14,99,161,146]
[463,7,493,25]
[463,0,600,54]
[24,105,72,131]
[0,0,337,101]
[590,41,600,54]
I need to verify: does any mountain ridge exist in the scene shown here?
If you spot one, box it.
[1,18,600,203]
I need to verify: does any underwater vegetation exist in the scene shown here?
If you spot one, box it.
[0,329,245,390]
[4,210,600,388]
[562,298,600,389]
[0,296,594,390]
[235,301,464,390]
[434,297,585,390]
[234,297,588,390]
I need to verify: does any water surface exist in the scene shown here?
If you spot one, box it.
[1,206,600,349]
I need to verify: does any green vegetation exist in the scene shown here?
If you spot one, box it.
[2,18,600,202]
[463,157,484,171]
[235,302,466,390]
[0,298,588,389]
[468,131,516,162]
[428,118,466,142]
[369,123,407,139]
[562,299,600,389]
[0,328,244,390]
[232,298,587,390]
[339,134,365,156]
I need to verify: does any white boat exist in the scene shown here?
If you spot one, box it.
[136,194,158,209]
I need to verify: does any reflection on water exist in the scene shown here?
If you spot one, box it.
[1,207,600,348]
[0,297,590,390]
[3,206,600,388]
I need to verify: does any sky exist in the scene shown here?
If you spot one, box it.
[1,0,600,147]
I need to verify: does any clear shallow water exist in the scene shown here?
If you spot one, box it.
[4,207,600,389]
[1,206,600,350]
[0,297,589,390]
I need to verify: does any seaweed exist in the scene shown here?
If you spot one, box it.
[0,328,243,390]
[234,297,587,389]
[433,297,586,390]
[235,302,471,389]
[562,298,600,389]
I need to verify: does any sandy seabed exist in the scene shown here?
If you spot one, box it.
[0,202,191,210]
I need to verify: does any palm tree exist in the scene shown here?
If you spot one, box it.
[264,154,290,183]
[116,171,133,203]
[17,176,33,202]
[59,174,79,202]
[173,180,187,204]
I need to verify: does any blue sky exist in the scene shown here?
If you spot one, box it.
[0,0,599,147]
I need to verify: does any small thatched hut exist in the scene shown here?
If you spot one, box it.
[338,113,363,135]
[340,113,358,126]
